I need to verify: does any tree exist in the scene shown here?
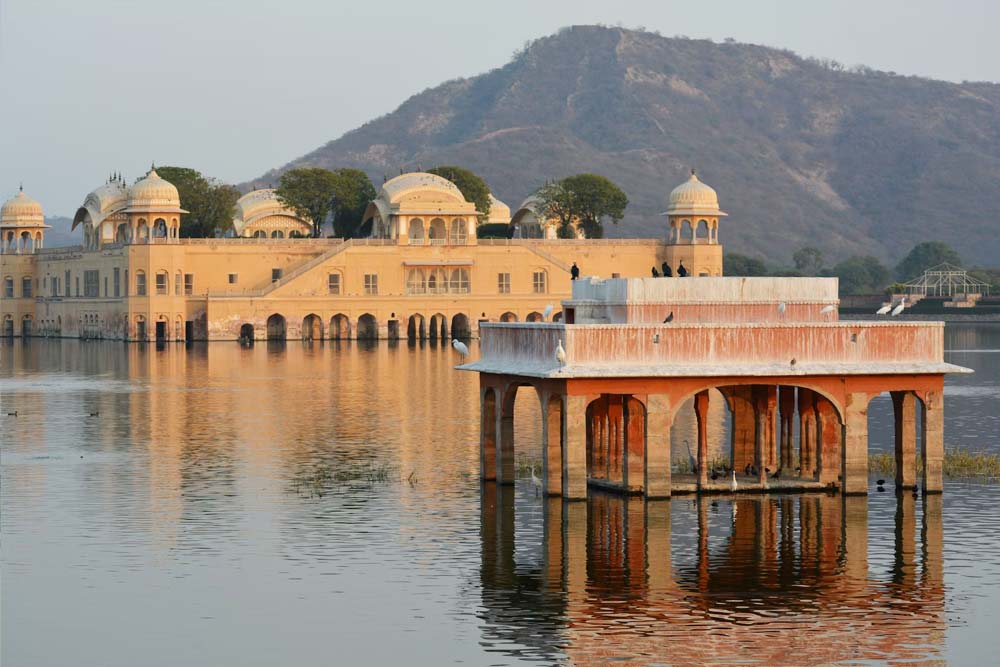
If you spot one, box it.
[156,166,239,238]
[792,246,824,275]
[724,253,768,276]
[275,168,339,237]
[329,168,376,238]
[535,174,628,239]
[832,255,889,295]
[894,242,962,281]
[427,166,491,218]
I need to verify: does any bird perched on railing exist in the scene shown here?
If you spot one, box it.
[555,339,566,365]
[820,304,836,318]
[891,297,907,316]
[876,303,892,315]
[451,339,469,358]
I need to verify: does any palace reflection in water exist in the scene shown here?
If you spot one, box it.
[4,333,997,666]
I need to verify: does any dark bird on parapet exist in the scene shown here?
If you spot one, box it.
[664,312,674,323]
[7,411,17,417]
[89,411,99,417]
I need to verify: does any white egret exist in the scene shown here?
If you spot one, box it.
[876,303,892,315]
[555,339,567,365]
[891,297,907,316]
[730,470,738,492]
[542,304,554,320]
[778,302,787,316]
[820,304,836,317]
[530,466,542,496]
[451,339,469,357]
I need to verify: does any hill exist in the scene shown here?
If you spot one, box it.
[253,26,1000,266]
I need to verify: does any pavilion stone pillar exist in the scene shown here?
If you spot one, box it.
[923,493,944,587]
[480,385,498,481]
[644,394,672,498]
[540,391,564,497]
[624,397,645,493]
[542,497,563,592]
[842,392,870,495]
[779,386,796,471]
[921,389,945,493]
[728,387,755,472]
[645,499,672,592]
[894,491,918,587]
[694,390,710,490]
[608,397,624,487]
[799,389,817,477]
[815,396,842,485]
[842,495,869,583]
[497,387,516,486]
[891,391,918,489]
[564,395,589,500]
[765,386,778,470]
[752,387,769,486]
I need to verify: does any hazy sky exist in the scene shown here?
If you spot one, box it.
[2,0,997,216]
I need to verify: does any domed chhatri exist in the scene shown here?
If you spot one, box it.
[666,170,727,217]
[125,168,182,210]
[1,188,45,227]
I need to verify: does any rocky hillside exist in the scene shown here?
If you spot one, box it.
[254,26,1000,266]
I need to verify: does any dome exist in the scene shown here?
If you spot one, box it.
[1,189,45,227]
[665,171,726,216]
[126,168,182,210]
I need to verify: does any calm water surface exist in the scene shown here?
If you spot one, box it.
[2,325,1000,666]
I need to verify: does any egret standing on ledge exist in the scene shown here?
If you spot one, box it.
[891,297,907,316]
[730,470,738,492]
[555,339,566,365]
[876,303,892,315]
[451,339,469,358]
[542,304,554,320]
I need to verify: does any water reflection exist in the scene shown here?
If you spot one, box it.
[480,487,944,666]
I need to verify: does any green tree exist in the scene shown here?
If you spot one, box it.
[535,174,628,239]
[792,246,824,275]
[156,166,239,238]
[832,255,889,295]
[427,166,492,218]
[724,253,768,276]
[275,167,339,237]
[329,168,376,238]
[894,242,962,280]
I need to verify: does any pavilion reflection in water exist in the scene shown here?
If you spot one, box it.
[479,485,944,666]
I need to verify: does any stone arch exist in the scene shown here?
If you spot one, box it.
[495,381,545,485]
[302,313,323,341]
[429,313,448,340]
[428,218,446,244]
[500,312,518,323]
[585,394,647,492]
[552,311,563,322]
[407,313,426,341]
[136,219,149,242]
[526,312,544,322]
[695,219,709,243]
[330,313,351,340]
[239,323,255,342]
[451,313,471,339]
[357,313,377,339]
[680,219,693,244]
[153,218,168,238]
[271,230,284,239]
[266,313,286,340]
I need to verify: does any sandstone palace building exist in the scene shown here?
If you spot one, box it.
[2,169,725,342]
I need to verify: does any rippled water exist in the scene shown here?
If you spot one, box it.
[2,325,1000,666]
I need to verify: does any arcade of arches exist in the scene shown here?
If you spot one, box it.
[477,374,945,499]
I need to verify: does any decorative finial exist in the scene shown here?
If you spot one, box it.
[150,162,156,172]
[19,182,23,192]
[691,168,697,176]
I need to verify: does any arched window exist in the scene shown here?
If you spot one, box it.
[427,268,448,294]
[428,218,446,245]
[271,230,284,238]
[450,218,467,245]
[449,268,470,294]
[408,218,424,244]
[406,269,427,295]
[253,230,265,238]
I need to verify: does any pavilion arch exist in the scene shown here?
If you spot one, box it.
[585,394,647,492]
[695,219,709,243]
[679,219,693,244]
[428,218,446,244]
[136,219,149,242]
[330,313,351,340]
[866,390,928,490]
[429,313,448,339]
[153,218,168,238]
[239,323,255,342]
[266,313,286,340]
[500,312,518,323]
[357,313,378,339]
[493,381,546,485]
[526,312,544,322]
[451,313,471,339]
[302,313,323,341]
[407,313,426,341]
[408,218,425,244]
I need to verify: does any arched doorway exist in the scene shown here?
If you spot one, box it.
[302,313,323,341]
[357,313,377,339]
[586,395,646,492]
[429,313,447,340]
[239,323,255,343]
[266,314,286,340]
[451,313,471,339]
[526,312,543,322]
[330,314,351,340]
[500,312,518,323]
[407,314,426,342]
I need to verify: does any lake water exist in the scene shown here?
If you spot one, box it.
[2,324,999,666]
